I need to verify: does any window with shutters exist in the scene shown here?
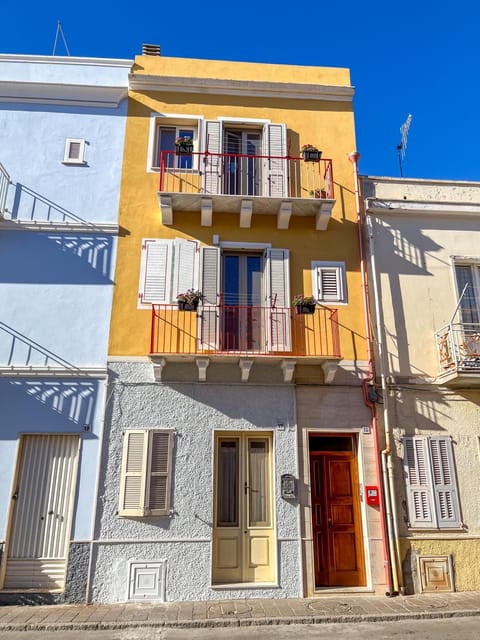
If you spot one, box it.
[63,138,86,164]
[118,429,174,517]
[403,436,461,529]
[312,261,347,304]
[454,262,480,328]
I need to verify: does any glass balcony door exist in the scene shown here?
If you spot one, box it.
[223,130,262,196]
[222,253,263,352]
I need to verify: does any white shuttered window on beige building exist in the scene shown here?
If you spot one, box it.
[119,430,174,517]
[403,436,461,529]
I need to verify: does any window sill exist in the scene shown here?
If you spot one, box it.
[211,582,280,590]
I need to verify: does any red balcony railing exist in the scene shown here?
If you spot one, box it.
[150,304,340,358]
[158,151,334,200]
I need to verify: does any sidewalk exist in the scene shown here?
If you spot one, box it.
[0,591,479,633]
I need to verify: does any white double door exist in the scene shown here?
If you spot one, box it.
[3,434,80,591]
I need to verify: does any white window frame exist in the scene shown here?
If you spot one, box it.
[62,138,86,164]
[311,261,347,304]
[403,435,461,530]
[118,429,174,517]
[452,257,480,323]
[147,113,203,172]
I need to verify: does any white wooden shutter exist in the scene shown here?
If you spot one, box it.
[429,437,461,528]
[138,239,173,305]
[198,246,221,350]
[265,248,291,352]
[403,437,436,528]
[172,238,200,299]
[317,266,343,302]
[202,120,222,195]
[147,431,173,516]
[263,123,287,197]
[119,430,148,516]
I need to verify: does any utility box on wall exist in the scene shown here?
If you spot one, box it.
[365,485,380,506]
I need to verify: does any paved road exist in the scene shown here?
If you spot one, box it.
[2,617,480,640]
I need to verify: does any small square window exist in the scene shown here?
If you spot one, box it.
[312,261,347,304]
[63,138,86,164]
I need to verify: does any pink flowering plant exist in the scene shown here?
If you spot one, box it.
[301,144,319,152]
[175,135,193,146]
[176,289,202,305]
[292,294,316,307]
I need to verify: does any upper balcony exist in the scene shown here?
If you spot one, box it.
[150,303,341,383]
[157,151,335,230]
[435,322,480,386]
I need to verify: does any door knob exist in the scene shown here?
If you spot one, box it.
[327,518,333,527]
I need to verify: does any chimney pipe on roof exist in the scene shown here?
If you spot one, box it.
[142,43,161,56]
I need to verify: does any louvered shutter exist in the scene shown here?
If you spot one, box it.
[198,246,221,350]
[119,430,148,516]
[263,123,288,197]
[147,431,173,516]
[403,437,436,528]
[429,437,461,528]
[138,239,173,305]
[265,248,291,352]
[318,266,343,302]
[172,239,199,299]
[202,120,222,195]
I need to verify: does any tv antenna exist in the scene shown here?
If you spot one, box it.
[52,20,71,56]
[396,114,412,177]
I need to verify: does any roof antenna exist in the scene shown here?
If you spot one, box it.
[396,114,412,177]
[52,20,71,56]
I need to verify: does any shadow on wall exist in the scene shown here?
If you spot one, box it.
[9,183,92,224]
[0,321,82,368]
[0,232,114,284]
[0,377,99,435]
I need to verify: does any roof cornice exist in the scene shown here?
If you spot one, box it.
[0,54,132,67]
[365,198,480,217]
[0,81,128,108]
[129,74,354,102]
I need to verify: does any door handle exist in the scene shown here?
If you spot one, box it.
[48,510,54,516]
[327,518,333,527]
[244,482,249,496]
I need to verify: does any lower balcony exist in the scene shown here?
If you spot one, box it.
[435,322,480,386]
[157,151,335,230]
[150,304,341,383]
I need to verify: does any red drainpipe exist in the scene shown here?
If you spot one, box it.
[348,151,394,596]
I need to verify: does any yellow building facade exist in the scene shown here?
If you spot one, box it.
[91,54,389,603]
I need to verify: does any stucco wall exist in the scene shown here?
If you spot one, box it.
[296,384,388,594]
[90,360,301,602]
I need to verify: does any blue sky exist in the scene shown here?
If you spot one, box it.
[2,1,478,181]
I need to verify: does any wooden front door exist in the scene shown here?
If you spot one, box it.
[212,432,274,584]
[309,434,365,587]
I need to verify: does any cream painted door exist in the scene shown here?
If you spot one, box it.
[212,433,274,584]
[3,434,80,591]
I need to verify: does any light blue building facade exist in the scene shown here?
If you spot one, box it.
[0,54,131,602]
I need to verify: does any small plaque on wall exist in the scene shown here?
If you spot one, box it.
[281,474,296,499]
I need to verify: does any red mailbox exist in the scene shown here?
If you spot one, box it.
[365,485,380,506]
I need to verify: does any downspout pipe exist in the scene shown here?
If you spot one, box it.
[348,152,397,596]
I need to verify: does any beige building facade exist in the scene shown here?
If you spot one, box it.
[362,176,480,593]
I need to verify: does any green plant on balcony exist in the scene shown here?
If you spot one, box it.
[292,294,316,315]
[301,144,322,162]
[175,136,194,155]
[177,289,202,311]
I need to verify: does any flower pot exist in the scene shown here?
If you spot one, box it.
[302,149,322,162]
[295,303,316,315]
[175,144,193,156]
[178,301,199,311]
